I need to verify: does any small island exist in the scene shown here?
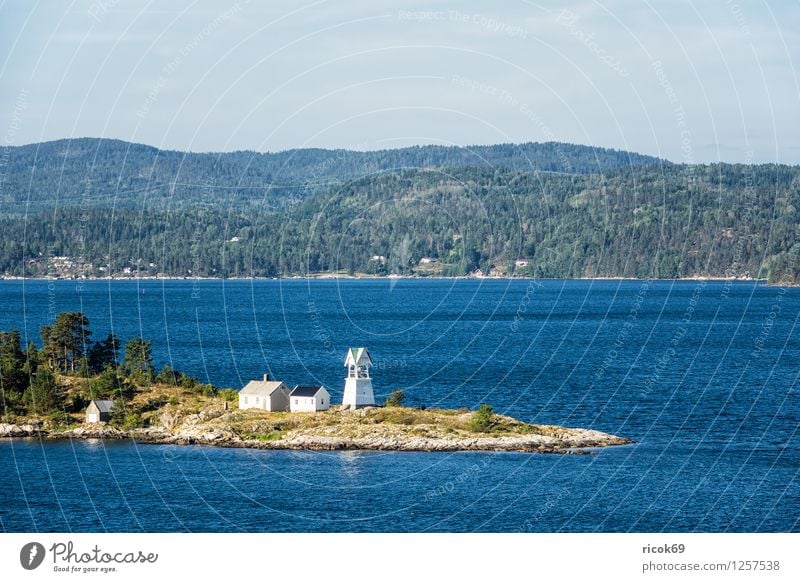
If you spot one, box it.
[0,313,631,454]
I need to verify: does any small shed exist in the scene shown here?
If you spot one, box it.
[239,374,291,412]
[85,400,114,424]
[289,385,331,412]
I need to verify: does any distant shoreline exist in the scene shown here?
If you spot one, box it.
[0,275,782,285]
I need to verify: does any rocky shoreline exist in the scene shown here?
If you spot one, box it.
[0,421,632,454]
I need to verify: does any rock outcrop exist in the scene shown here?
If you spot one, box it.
[0,409,632,454]
[0,423,42,438]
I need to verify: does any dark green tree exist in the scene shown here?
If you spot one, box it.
[0,328,28,395]
[23,368,64,414]
[85,367,134,400]
[124,338,153,383]
[87,333,120,373]
[41,312,91,372]
[23,342,41,376]
[109,397,128,426]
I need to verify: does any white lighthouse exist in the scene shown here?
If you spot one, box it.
[342,347,375,409]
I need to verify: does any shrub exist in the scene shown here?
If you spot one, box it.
[68,392,89,414]
[385,389,405,407]
[47,410,73,428]
[200,384,217,397]
[122,412,144,430]
[2,391,24,415]
[218,388,238,402]
[383,410,417,425]
[179,374,198,391]
[140,397,168,413]
[155,364,178,385]
[109,398,129,427]
[469,404,495,433]
[87,367,121,399]
[251,431,283,441]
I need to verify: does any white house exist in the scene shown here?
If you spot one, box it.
[289,385,331,412]
[515,259,529,267]
[239,374,291,411]
[342,347,375,409]
[419,257,437,264]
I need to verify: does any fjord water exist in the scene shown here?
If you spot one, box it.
[0,279,797,532]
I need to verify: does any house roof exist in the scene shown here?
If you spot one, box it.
[90,400,115,413]
[290,385,326,398]
[344,347,372,367]
[240,380,287,396]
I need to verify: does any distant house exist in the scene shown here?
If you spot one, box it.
[515,259,529,267]
[419,257,437,264]
[85,400,114,424]
[289,385,331,412]
[239,374,291,411]
[370,255,386,262]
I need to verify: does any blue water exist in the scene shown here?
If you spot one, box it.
[0,279,797,532]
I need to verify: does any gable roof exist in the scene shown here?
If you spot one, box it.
[240,380,288,396]
[90,400,115,413]
[290,385,327,398]
[344,347,372,367]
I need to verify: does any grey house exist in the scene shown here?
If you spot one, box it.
[85,400,115,424]
[239,374,291,412]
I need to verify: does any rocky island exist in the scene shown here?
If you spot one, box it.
[0,384,631,454]
[0,313,631,455]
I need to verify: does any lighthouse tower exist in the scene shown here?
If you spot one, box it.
[342,347,375,409]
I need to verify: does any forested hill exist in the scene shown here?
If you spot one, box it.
[0,138,663,214]
[1,152,797,283]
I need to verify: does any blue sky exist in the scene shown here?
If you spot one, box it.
[1,0,798,163]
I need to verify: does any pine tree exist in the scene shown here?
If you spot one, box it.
[23,368,64,415]
[87,333,120,373]
[124,338,153,384]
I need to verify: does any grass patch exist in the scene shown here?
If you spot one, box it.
[372,409,424,426]
[248,431,284,442]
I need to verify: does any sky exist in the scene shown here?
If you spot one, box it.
[0,0,798,163]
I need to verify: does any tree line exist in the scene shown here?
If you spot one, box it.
[0,311,219,426]
[1,162,797,283]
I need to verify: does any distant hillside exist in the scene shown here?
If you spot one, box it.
[251,163,799,283]
[0,138,664,215]
[1,152,797,284]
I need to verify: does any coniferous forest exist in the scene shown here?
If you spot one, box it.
[0,138,797,283]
